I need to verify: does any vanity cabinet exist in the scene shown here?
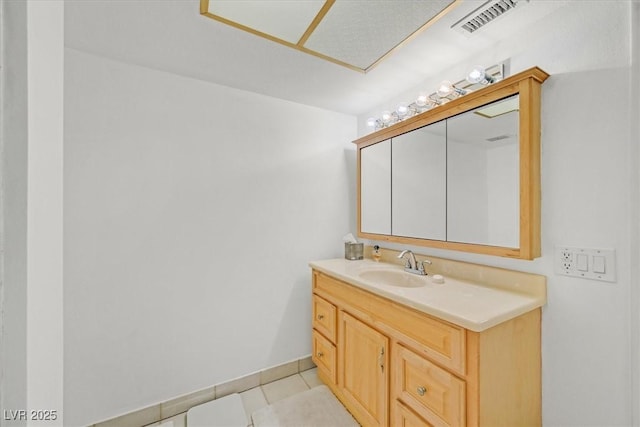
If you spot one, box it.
[311,269,541,427]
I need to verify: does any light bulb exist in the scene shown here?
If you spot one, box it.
[381,111,392,123]
[437,80,467,98]
[367,117,377,127]
[467,65,495,84]
[416,93,428,107]
[436,80,454,97]
[397,103,409,117]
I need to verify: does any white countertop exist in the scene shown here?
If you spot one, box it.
[309,258,546,332]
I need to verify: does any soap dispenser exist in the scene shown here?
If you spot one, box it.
[372,245,382,262]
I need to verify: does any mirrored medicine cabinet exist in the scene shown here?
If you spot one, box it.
[355,67,549,259]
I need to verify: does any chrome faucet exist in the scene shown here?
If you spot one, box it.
[397,250,431,276]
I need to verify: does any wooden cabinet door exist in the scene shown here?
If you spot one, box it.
[339,311,389,427]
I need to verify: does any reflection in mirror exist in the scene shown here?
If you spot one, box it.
[392,121,446,240]
[447,95,520,248]
[361,139,391,235]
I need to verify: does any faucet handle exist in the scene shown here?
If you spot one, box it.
[418,259,432,274]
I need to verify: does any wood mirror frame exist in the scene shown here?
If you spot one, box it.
[354,67,549,260]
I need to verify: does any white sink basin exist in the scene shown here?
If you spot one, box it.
[358,269,427,288]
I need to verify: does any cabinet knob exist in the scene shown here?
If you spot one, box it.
[417,386,427,396]
[317,314,325,320]
[316,352,324,358]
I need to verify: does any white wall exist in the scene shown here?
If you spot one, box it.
[63,49,355,426]
[26,2,65,425]
[1,1,29,424]
[1,1,65,426]
[632,2,640,424]
[359,2,637,426]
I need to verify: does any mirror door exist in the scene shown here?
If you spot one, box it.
[447,95,520,248]
[360,139,391,235]
[392,121,446,240]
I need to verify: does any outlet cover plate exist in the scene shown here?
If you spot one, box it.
[555,246,616,282]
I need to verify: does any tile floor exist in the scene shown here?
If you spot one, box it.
[145,368,326,427]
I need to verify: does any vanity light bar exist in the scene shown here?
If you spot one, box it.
[367,63,504,131]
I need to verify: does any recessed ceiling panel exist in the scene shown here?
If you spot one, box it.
[208,0,326,44]
[201,0,460,72]
[304,0,457,71]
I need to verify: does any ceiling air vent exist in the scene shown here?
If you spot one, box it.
[452,0,529,34]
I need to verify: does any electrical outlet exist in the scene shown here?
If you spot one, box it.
[555,246,616,282]
[559,250,573,272]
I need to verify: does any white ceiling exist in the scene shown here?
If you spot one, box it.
[64,0,568,116]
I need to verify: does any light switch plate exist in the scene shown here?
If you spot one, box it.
[555,246,616,282]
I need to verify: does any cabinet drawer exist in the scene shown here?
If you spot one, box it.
[394,345,465,427]
[312,295,337,343]
[312,330,336,384]
[393,400,433,427]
